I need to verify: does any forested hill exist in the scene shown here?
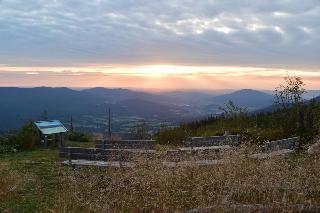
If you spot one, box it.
[0,87,106,130]
[0,87,280,132]
[0,87,192,131]
[156,96,320,145]
[211,89,274,110]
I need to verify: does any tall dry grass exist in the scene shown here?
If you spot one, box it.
[54,146,320,212]
[0,164,26,206]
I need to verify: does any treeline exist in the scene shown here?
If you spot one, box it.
[156,73,319,146]
[155,99,320,145]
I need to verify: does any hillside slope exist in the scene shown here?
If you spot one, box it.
[0,87,106,130]
[211,89,274,110]
[0,87,185,131]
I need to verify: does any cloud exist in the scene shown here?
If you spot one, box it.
[0,0,319,70]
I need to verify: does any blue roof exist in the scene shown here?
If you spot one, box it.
[34,120,68,135]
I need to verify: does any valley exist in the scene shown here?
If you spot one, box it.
[0,87,278,135]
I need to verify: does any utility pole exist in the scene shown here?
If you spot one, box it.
[41,110,48,121]
[70,116,74,133]
[108,108,111,139]
[255,114,258,129]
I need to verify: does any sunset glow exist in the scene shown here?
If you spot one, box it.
[0,64,319,90]
[0,0,319,90]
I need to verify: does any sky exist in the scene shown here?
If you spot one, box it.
[0,0,319,90]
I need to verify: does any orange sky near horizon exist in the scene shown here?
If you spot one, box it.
[0,64,319,91]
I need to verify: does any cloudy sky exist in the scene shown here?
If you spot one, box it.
[0,0,319,90]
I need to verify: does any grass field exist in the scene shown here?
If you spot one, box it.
[1,141,320,212]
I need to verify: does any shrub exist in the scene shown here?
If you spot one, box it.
[241,128,293,145]
[0,121,38,152]
[17,121,38,149]
[0,135,17,154]
[66,132,91,142]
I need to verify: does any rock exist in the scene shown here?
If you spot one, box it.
[306,141,320,155]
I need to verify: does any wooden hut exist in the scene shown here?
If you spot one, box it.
[34,120,68,147]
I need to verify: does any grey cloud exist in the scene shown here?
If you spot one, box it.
[0,0,319,69]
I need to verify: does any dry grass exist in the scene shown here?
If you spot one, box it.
[0,164,28,207]
[1,146,320,212]
[51,146,320,212]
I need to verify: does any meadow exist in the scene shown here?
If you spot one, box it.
[1,139,320,212]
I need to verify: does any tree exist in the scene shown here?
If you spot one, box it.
[219,100,247,118]
[8,120,38,149]
[274,73,307,134]
[159,122,169,132]
[41,110,48,121]
[130,120,150,139]
[70,116,74,133]
[274,73,306,109]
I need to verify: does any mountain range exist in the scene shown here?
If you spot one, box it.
[0,87,317,133]
[211,89,274,110]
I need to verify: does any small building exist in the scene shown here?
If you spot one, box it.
[34,120,68,147]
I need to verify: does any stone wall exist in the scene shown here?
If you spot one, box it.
[95,139,156,150]
[164,146,231,162]
[262,137,299,153]
[59,147,155,162]
[184,135,240,147]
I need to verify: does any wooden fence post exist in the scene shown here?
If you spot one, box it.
[44,135,48,148]
[119,151,123,168]
[61,133,65,147]
[68,148,72,166]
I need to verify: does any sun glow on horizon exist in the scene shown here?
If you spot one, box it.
[1,64,320,77]
[0,64,319,90]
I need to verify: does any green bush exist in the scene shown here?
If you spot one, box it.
[17,121,38,149]
[241,128,293,145]
[0,121,38,153]
[0,135,18,153]
[155,128,187,145]
[66,132,91,142]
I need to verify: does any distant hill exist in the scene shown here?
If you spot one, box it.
[0,87,185,132]
[83,88,157,102]
[83,87,184,105]
[107,98,183,119]
[159,91,215,105]
[0,87,106,130]
[304,90,320,100]
[314,96,320,102]
[211,89,274,110]
[0,87,282,132]
[255,95,320,113]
